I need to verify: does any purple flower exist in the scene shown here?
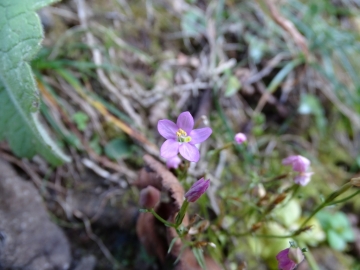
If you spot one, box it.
[157,112,212,162]
[185,178,210,202]
[166,156,182,169]
[276,247,304,270]
[282,155,314,186]
[234,133,247,144]
[282,155,310,173]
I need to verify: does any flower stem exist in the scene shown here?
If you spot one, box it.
[328,189,360,205]
[149,208,175,227]
[175,200,190,227]
[234,183,354,240]
[299,182,352,229]
[300,243,320,270]
[209,142,234,157]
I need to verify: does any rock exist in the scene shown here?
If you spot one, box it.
[73,255,97,270]
[0,158,71,270]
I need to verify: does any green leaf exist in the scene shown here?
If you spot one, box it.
[316,211,333,230]
[181,8,206,37]
[168,237,179,254]
[0,0,70,165]
[89,135,102,155]
[192,247,207,270]
[341,227,355,243]
[225,76,241,97]
[327,229,347,251]
[72,112,89,131]
[104,138,132,160]
[267,58,304,94]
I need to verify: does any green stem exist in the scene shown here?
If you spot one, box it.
[175,200,190,227]
[149,208,175,227]
[208,142,234,157]
[299,183,352,229]
[252,233,293,239]
[216,142,233,152]
[235,183,354,240]
[328,189,360,205]
[300,243,320,270]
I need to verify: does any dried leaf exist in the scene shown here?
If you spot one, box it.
[135,155,221,270]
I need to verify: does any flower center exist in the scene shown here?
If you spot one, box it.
[176,128,191,143]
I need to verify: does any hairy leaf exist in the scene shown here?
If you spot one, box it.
[0,0,70,165]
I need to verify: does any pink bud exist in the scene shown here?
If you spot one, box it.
[276,247,304,270]
[288,247,304,264]
[234,133,247,144]
[185,178,210,202]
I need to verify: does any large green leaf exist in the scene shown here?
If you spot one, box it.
[0,0,70,165]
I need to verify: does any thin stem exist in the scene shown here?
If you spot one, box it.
[209,142,234,157]
[175,200,190,227]
[233,230,294,239]
[300,243,320,270]
[235,183,355,240]
[149,208,175,227]
[298,201,327,229]
[299,182,352,229]
[252,233,293,239]
[328,189,360,205]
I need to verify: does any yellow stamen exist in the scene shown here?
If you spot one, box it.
[176,129,187,137]
[176,128,191,143]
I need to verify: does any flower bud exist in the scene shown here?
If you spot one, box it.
[288,247,304,264]
[276,247,304,270]
[185,178,210,202]
[234,133,247,144]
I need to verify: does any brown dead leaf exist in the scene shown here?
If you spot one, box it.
[135,155,221,269]
[134,154,185,213]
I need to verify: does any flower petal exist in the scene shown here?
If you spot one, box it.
[294,172,313,186]
[158,119,178,140]
[185,178,210,202]
[160,139,179,159]
[282,155,298,166]
[282,155,310,173]
[176,111,194,134]
[166,155,182,169]
[179,143,199,162]
[189,127,212,144]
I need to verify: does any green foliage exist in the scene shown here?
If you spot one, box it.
[298,94,327,134]
[317,211,355,251]
[72,112,89,131]
[181,8,206,38]
[0,0,69,165]
[89,135,102,155]
[192,247,206,270]
[104,138,132,160]
[225,76,241,97]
